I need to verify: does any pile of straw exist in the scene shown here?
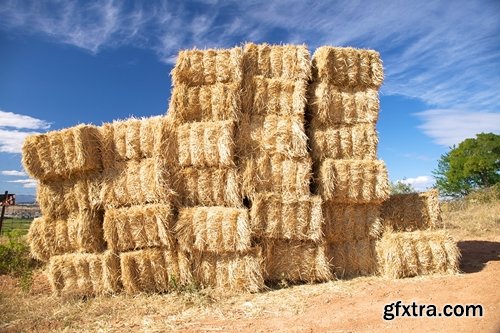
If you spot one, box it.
[250,193,324,242]
[263,240,331,283]
[376,230,460,279]
[23,43,461,296]
[47,251,121,296]
[120,248,191,294]
[176,207,251,253]
[103,204,176,252]
[381,189,442,231]
[22,125,103,181]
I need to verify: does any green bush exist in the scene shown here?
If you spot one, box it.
[0,230,40,291]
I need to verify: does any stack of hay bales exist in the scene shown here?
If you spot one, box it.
[377,189,460,278]
[308,47,390,278]
[239,43,331,283]
[23,125,121,296]
[168,47,264,292]
[23,43,461,296]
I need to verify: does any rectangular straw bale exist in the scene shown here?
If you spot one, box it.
[103,203,176,252]
[37,173,102,218]
[100,158,176,208]
[175,166,241,207]
[120,248,192,294]
[243,43,311,80]
[171,47,243,86]
[22,124,102,181]
[317,159,390,203]
[312,46,384,88]
[326,239,377,278]
[47,251,121,296]
[237,113,308,159]
[241,154,312,201]
[242,77,308,116]
[323,203,382,243]
[381,189,442,232]
[27,211,105,262]
[176,207,251,253]
[100,116,167,169]
[376,230,460,279]
[263,240,332,283]
[168,82,241,123]
[190,247,264,292]
[250,193,324,242]
[308,83,380,125]
[309,123,378,161]
[177,120,235,167]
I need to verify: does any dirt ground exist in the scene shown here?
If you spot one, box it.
[1,236,499,333]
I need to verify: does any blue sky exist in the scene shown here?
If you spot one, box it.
[1,0,499,195]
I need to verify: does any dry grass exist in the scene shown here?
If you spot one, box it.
[441,191,500,241]
[326,238,378,278]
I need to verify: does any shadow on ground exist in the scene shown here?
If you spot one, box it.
[458,240,500,273]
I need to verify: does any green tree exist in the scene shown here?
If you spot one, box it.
[433,133,500,197]
[390,180,416,194]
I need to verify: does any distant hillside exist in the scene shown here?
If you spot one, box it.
[14,194,36,204]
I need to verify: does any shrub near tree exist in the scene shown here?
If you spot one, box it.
[434,133,500,197]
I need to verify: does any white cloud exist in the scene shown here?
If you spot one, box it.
[399,176,435,192]
[7,178,37,188]
[0,110,50,153]
[1,170,26,176]
[415,109,500,147]
[0,110,51,130]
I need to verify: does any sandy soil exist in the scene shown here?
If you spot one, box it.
[1,238,499,332]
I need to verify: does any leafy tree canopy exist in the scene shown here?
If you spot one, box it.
[390,180,416,194]
[433,133,500,197]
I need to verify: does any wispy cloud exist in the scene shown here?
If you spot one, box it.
[1,170,27,176]
[1,0,499,146]
[415,109,500,147]
[7,178,37,188]
[399,175,435,192]
[0,109,50,153]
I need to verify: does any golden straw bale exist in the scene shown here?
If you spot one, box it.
[241,154,312,201]
[120,248,192,294]
[309,123,378,161]
[381,189,442,232]
[317,159,390,203]
[47,251,121,296]
[100,158,176,208]
[263,240,332,283]
[308,84,380,125]
[312,47,384,88]
[323,203,382,243]
[171,47,243,86]
[37,173,102,218]
[175,167,241,207]
[100,116,166,169]
[237,113,309,159]
[242,77,308,117]
[376,230,460,279]
[22,124,103,181]
[168,82,241,123]
[177,120,235,167]
[243,43,311,80]
[326,239,377,278]
[103,204,176,252]
[190,247,264,292]
[250,193,324,242]
[28,211,105,262]
[176,206,251,253]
